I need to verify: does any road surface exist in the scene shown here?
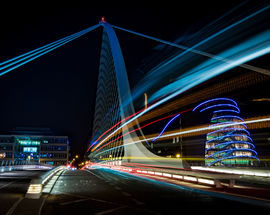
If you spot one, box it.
[1,168,270,215]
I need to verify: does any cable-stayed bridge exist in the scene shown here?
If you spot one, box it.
[1,6,270,212]
[1,14,270,168]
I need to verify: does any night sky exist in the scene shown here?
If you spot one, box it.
[0,1,258,158]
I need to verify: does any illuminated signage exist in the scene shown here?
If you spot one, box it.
[23,147,38,153]
[18,140,40,146]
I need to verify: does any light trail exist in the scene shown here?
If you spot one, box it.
[112,23,270,76]
[206,141,256,151]
[206,134,253,143]
[193,98,238,111]
[109,4,270,111]
[200,104,240,113]
[205,148,258,159]
[149,32,270,103]
[93,113,180,152]
[88,107,146,152]
[92,7,268,152]
[207,128,250,136]
[152,113,180,142]
[207,155,260,166]
[211,115,245,122]
[213,109,240,114]
[92,28,270,152]
[94,116,270,158]
[209,121,247,129]
[93,110,190,153]
[123,72,266,135]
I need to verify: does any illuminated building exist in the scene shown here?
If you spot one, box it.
[193,98,260,167]
[0,127,69,166]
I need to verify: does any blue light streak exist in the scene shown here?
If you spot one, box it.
[209,121,247,129]
[149,30,270,104]
[152,114,180,142]
[111,4,270,109]
[205,141,255,152]
[207,128,250,136]
[211,115,245,122]
[193,98,238,111]
[207,155,260,166]
[205,148,258,159]
[200,104,240,112]
[92,22,270,153]
[94,117,270,158]
[206,134,253,143]
[101,166,270,208]
[213,109,240,114]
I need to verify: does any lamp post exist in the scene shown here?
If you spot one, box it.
[179,118,183,157]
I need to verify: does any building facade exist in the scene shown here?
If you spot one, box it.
[194,98,260,167]
[0,128,69,166]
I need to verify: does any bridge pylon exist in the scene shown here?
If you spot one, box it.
[90,21,189,169]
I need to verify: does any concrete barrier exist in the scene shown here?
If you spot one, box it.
[25,166,65,199]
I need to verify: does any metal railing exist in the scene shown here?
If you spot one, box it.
[0,161,53,172]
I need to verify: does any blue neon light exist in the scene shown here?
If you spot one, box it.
[207,128,250,136]
[213,109,240,114]
[211,115,245,122]
[152,114,180,142]
[205,141,255,152]
[209,121,248,129]
[206,134,253,143]
[92,28,270,158]
[197,97,261,166]
[193,98,238,111]
[200,104,240,112]
[205,148,258,159]
[206,155,260,166]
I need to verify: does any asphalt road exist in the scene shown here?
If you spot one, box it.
[1,168,270,215]
[41,168,269,214]
[0,170,47,215]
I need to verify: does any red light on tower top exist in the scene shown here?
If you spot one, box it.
[101,17,106,23]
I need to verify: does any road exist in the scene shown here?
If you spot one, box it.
[41,168,270,214]
[1,168,270,215]
[0,170,47,215]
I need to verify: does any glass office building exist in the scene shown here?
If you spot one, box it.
[0,127,69,166]
[203,99,260,166]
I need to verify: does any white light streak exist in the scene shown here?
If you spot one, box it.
[95,117,270,157]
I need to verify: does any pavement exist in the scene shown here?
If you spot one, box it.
[1,168,270,215]
[0,170,47,215]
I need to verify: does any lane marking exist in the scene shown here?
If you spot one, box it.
[55,191,123,206]
[5,197,24,215]
[95,206,127,215]
[38,195,48,215]
[131,198,144,205]
[114,186,122,190]
[0,180,17,190]
[60,198,92,206]
[121,191,132,197]
[0,171,37,190]
[85,169,106,181]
